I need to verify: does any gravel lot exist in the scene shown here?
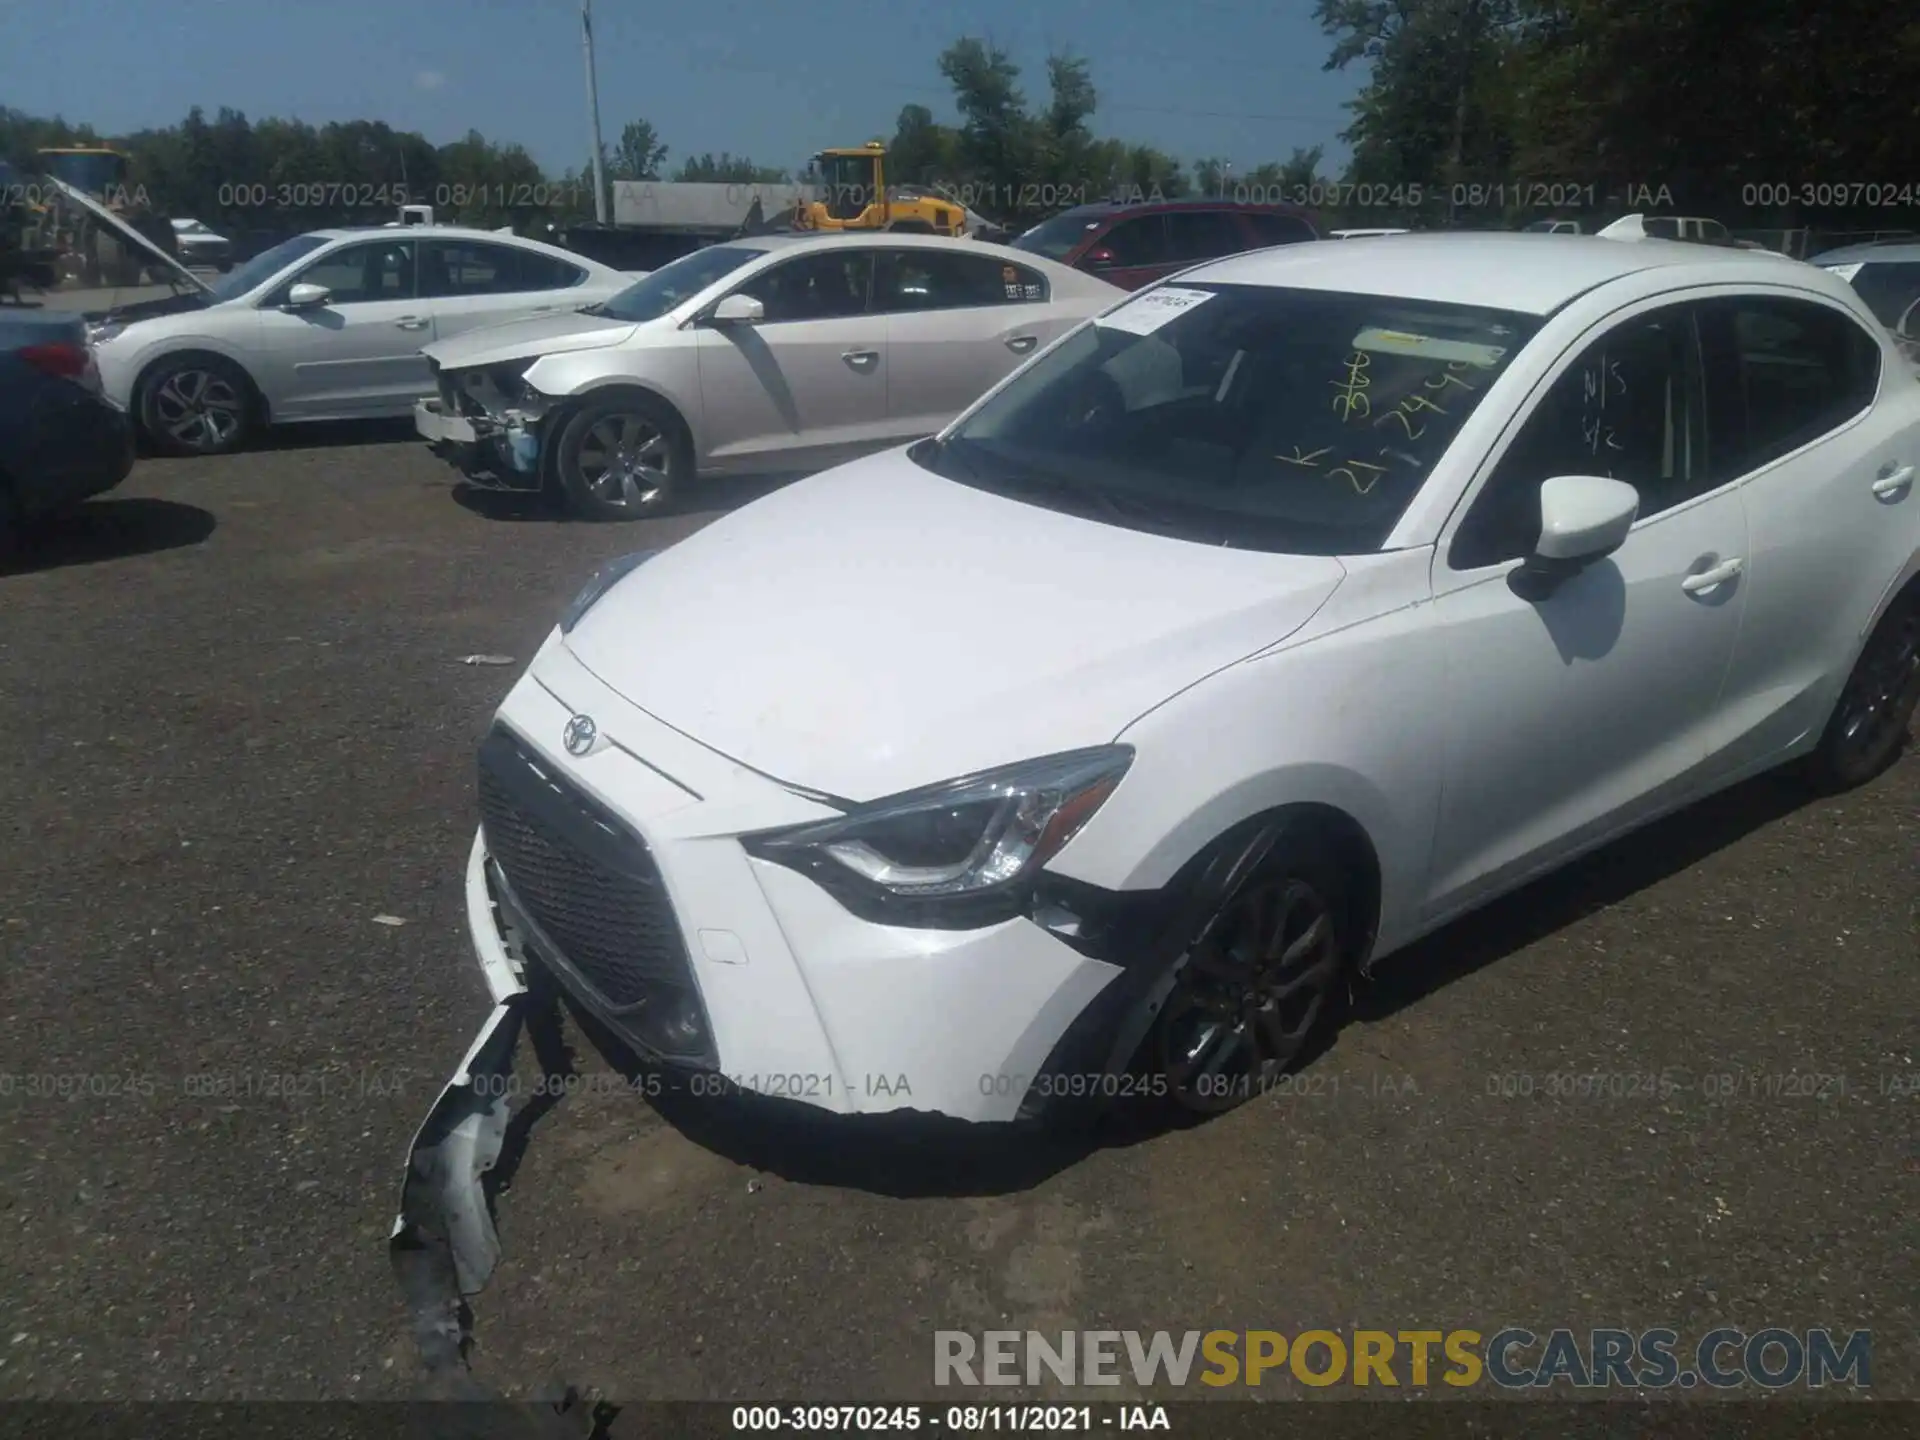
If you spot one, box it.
[0,428,1913,1407]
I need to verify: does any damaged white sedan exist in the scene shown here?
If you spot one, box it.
[435,233,1920,1139]
[413,232,1122,518]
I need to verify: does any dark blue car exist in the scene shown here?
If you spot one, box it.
[0,308,135,552]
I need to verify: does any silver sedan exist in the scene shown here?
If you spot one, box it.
[83,198,638,456]
[414,232,1127,519]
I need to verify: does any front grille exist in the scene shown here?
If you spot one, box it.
[476,726,694,1009]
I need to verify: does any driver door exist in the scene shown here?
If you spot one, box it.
[253,239,434,418]
[692,248,892,473]
[1421,299,1751,922]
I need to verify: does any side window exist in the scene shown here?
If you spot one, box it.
[1451,307,1709,570]
[1845,261,1920,331]
[1700,297,1881,474]
[1165,210,1247,262]
[873,250,1047,311]
[283,240,415,304]
[518,250,588,290]
[1096,216,1170,268]
[1245,211,1316,247]
[420,241,512,297]
[734,250,873,323]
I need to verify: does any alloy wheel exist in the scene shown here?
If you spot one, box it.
[152,367,245,452]
[1833,602,1920,773]
[576,414,672,510]
[1155,875,1343,1113]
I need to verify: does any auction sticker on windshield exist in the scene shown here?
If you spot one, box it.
[1098,286,1215,336]
[1352,327,1507,367]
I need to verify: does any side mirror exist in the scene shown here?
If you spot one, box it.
[285,282,331,310]
[1082,247,1118,269]
[710,293,764,325]
[1507,475,1640,601]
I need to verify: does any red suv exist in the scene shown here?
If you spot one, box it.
[1008,200,1320,290]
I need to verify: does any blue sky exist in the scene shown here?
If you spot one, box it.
[2,0,1363,178]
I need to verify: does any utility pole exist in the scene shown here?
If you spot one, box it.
[583,0,609,224]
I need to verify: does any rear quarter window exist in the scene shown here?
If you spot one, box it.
[1701,296,1882,472]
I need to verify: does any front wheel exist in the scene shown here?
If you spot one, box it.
[1148,833,1352,1115]
[552,393,690,521]
[1806,590,1920,791]
[138,354,254,456]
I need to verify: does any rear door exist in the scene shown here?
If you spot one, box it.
[1079,214,1174,290]
[252,238,431,418]
[1242,209,1319,249]
[419,239,591,344]
[1692,293,1917,773]
[692,247,891,473]
[1165,208,1255,269]
[874,247,1068,440]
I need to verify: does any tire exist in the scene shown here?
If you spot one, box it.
[1143,828,1354,1116]
[1805,588,1920,792]
[137,353,255,457]
[552,391,690,521]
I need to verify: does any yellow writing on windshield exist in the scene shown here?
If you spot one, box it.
[1331,351,1372,420]
[1275,446,1333,467]
[1330,458,1388,495]
[1378,391,1448,440]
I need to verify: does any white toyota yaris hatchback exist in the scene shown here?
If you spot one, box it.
[462,233,1920,1124]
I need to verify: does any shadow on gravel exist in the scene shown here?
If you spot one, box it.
[451,471,809,525]
[249,416,419,451]
[2,496,216,575]
[1355,766,1817,1021]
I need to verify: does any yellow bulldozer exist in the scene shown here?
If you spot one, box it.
[795,142,968,235]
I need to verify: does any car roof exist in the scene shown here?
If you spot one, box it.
[1042,198,1313,222]
[311,225,563,243]
[1178,232,1827,314]
[716,230,1106,275]
[1809,240,1920,265]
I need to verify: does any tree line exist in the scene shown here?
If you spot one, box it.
[5,5,1916,243]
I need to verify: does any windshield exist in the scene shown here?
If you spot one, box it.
[915,282,1540,554]
[590,245,761,322]
[211,234,329,301]
[1011,213,1103,261]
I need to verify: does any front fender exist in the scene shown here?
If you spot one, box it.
[1047,583,1447,961]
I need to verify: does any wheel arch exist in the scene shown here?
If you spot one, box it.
[132,345,269,427]
[537,380,697,493]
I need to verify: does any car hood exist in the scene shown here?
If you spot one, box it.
[558,449,1348,800]
[422,309,640,369]
[87,289,212,327]
[47,175,212,296]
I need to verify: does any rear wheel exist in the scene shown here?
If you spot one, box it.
[553,392,690,521]
[1148,833,1352,1115]
[138,353,255,456]
[1807,589,1920,791]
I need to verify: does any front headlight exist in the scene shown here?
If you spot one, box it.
[559,549,657,633]
[743,747,1132,926]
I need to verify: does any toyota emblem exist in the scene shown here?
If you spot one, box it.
[563,714,598,756]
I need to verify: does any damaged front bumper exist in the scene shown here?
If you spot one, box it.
[417,366,555,491]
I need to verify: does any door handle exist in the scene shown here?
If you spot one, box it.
[1872,463,1914,499]
[1681,557,1745,594]
[395,316,429,331]
[1006,335,1038,354]
[842,350,878,371]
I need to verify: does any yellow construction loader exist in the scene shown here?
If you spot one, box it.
[795,142,967,235]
